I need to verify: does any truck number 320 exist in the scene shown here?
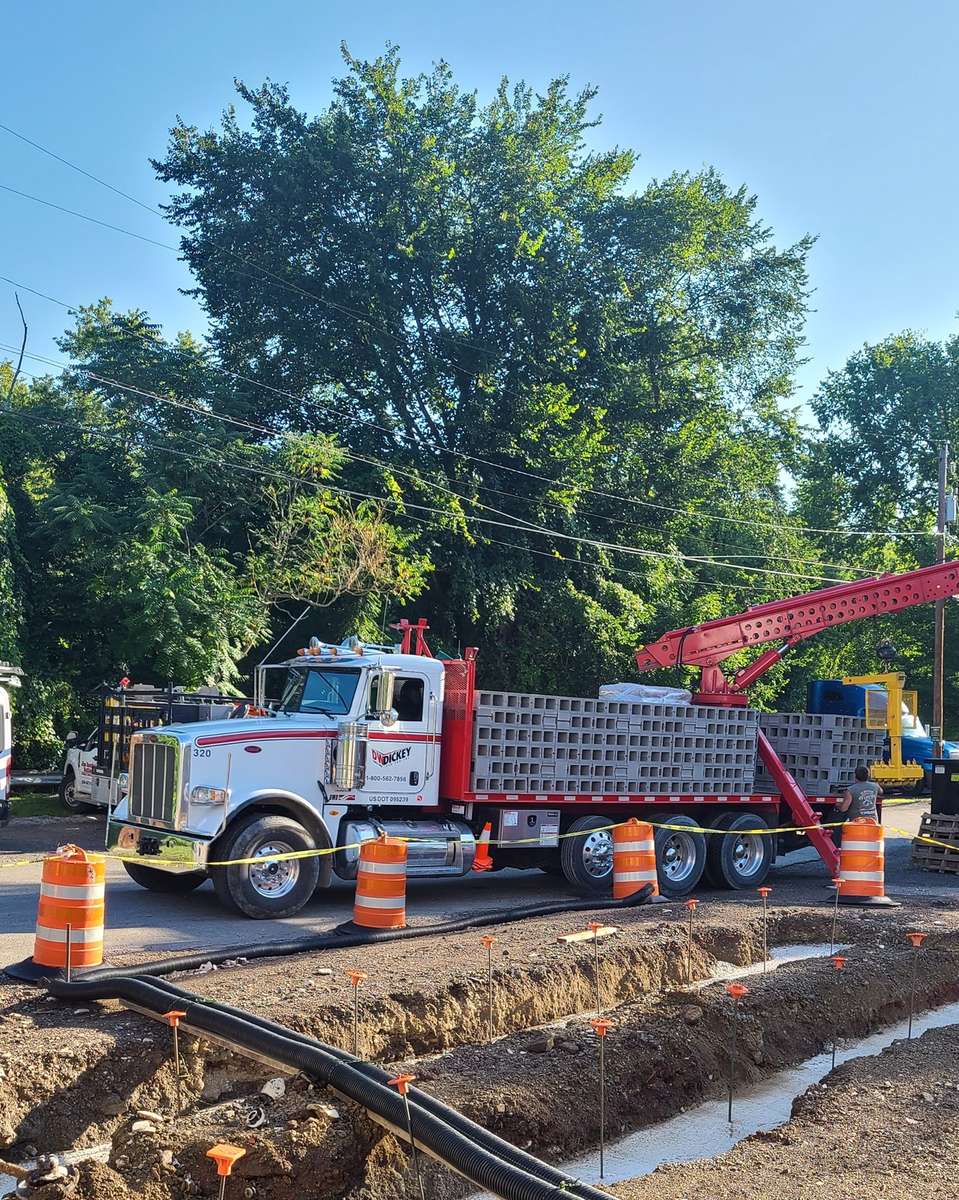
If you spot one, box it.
[192,748,212,758]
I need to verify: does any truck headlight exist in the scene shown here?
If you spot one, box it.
[190,785,229,806]
[949,749,959,760]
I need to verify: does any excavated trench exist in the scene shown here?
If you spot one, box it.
[1,910,956,1200]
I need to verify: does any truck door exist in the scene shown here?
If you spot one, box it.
[0,686,9,807]
[362,671,440,805]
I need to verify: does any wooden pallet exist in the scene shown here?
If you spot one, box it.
[911,812,959,874]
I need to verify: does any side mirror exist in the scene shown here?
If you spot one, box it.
[369,670,397,723]
[65,731,79,747]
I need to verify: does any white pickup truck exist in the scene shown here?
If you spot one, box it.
[61,685,248,812]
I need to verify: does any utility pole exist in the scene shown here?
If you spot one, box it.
[933,442,950,759]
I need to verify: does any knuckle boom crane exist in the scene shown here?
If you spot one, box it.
[634,561,959,873]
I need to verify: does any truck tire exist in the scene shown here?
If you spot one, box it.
[654,814,707,897]
[123,862,207,893]
[59,769,96,814]
[560,815,614,894]
[212,813,320,919]
[705,812,773,889]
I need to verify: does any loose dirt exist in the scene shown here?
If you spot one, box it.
[2,895,957,1200]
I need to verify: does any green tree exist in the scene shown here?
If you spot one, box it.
[793,330,959,730]
[0,304,430,764]
[154,45,815,688]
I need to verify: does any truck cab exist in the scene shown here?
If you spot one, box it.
[107,639,467,918]
[808,677,959,786]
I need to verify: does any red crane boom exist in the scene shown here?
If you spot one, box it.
[635,560,959,705]
[634,560,959,875]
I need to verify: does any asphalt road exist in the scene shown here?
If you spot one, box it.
[0,802,953,968]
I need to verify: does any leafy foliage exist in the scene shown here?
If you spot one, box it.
[3,46,954,764]
[154,46,815,689]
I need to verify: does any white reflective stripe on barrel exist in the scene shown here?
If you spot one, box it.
[614,841,653,853]
[39,882,106,901]
[842,840,883,852]
[35,924,103,944]
[353,894,406,910]
[615,870,658,883]
[840,870,884,882]
[357,861,407,875]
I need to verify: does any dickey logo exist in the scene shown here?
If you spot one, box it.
[370,745,413,767]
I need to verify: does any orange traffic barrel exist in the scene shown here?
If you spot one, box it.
[353,835,407,929]
[837,818,895,907]
[613,818,658,899]
[5,844,106,981]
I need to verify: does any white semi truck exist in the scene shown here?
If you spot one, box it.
[107,616,864,918]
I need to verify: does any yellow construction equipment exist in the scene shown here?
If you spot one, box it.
[842,672,924,788]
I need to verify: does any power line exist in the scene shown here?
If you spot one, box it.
[0,125,930,542]
[0,262,929,548]
[0,384,837,602]
[0,362,852,587]
[0,269,832,564]
[0,120,513,362]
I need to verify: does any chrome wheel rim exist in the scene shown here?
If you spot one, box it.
[582,829,614,879]
[661,831,698,884]
[731,832,765,878]
[249,840,299,899]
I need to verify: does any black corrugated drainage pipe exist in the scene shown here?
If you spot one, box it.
[62,884,654,982]
[48,973,617,1200]
[100,972,615,1200]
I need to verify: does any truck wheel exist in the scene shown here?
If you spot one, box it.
[560,815,614,894]
[123,862,207,893]
[212,813,320,919]
[59,769,95,814]
[654,814,706,897]
[706,812,773,889]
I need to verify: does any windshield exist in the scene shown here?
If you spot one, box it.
[280,667,361,716]
[901,704,928,737]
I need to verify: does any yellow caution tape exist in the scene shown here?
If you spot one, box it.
[1,809,947,873]
[0,817,844,871]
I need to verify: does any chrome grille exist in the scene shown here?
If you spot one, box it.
[129,739,178,824]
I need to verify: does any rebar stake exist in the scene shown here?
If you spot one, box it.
[906,932,927,1039]
[726,982,749,1123]
[684,898,698,986]
[587,921,604,1015]
[389,1075,425,1200]
[481,935,496,1042]
[347,970,367,1057]
[590,1018,615,1179]
[830,955,846,1069]
[163,1010,187,1114]
[757,886,772,972]
[830,876,842,954]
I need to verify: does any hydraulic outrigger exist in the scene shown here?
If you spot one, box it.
[634,561,959,873]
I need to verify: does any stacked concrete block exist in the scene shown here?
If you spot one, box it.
[471,690,758,795]
[757,712,887,797]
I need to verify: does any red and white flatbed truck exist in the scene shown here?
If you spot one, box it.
[107,562,959,917]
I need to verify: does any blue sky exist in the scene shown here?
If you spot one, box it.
[1,0,957,420]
